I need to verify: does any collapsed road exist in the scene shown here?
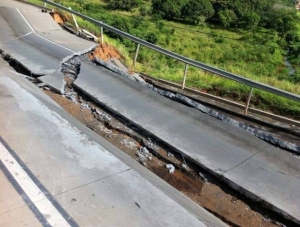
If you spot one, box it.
[0,2,226,227]
[0,0,300,226]
[0,58,223,227]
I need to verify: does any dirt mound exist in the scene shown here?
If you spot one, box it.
[50,12,64,24]
[89,44,122,61]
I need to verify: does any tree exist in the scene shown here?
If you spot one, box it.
[105,0,139,11]
[145,32,158,44]
[105,16,131,41]
[241,12,260,30]
[264,8,299,37]
[152,0,187,20]
[218,9,237,27]
[286,32,300,64]
[181,0,214,25]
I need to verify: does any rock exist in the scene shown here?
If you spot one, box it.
[168,152,174,158]
[140,147,149,154]
[121,138,138,149]
[81,103,90,109]
[137,147,153,165]
[166,164,175,173]
[199,172,208,182]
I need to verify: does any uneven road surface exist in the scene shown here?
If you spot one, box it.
[0,0,299,226]
[0,60,226,226]
[0,1,226,226]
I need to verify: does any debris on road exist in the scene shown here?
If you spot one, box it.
[168,152,174,158]
[91,107,112,122]
[61,56,81,96]
[40,87,294,227]
[199,172,209,182]
[166,164,175,173]
[121,138,138,150]
[137,147,153,166]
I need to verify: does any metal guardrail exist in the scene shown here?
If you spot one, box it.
[33,0,300,114]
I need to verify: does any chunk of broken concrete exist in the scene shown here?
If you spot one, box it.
[166,164,175,173]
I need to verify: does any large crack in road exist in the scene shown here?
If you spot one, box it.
[0,6,299,224]
[0,52,297,227]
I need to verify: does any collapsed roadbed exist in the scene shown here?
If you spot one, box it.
[2,47,300,227]
[1,2,300,226]
[73,50,300,225]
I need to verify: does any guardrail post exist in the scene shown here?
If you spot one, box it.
[244,87,254,115]
[68,7,79,32]
[43,2,47,7]
[182,64,189,89]
[132,43,140,70]
[100,22,104,44]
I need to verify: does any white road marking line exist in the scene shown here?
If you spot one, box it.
[0,142,71,227]
[16,8,75,53]
[16,8,35,32]
[35,33,75,53]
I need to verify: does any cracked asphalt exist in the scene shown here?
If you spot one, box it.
[0,0,300,226]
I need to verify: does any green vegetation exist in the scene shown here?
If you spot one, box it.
[104,0,139,11]
[29,0,300,118]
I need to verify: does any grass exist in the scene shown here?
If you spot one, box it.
[27,0,300,118]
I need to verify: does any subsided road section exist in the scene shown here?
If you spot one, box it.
[0,1,226,226]
[0,62,225,226]
[1,0,300,225]
[74,60,300,224]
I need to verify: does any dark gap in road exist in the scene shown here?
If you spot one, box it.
[0,51,33,77]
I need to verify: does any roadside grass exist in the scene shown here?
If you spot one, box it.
[27,0,300,118]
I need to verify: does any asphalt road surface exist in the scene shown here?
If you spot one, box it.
[0,0,299,225]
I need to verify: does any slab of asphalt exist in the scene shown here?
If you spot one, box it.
[39,71,64,93]
[17,5,97,53]
[73,60,300,224]
[0,63,227,226]
[0,3,96,76]
[0,6,64,75]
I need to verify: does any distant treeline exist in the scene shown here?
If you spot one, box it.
[103,0,299,37]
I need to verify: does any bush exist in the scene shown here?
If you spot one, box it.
[218,9,237,28]
[139,6,148,16]
[145,32,158,44]
[105,16,132,41]
[151,13,163,22]
[105,0,139,11]
[181,0,214,24]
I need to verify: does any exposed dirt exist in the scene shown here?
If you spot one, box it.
[88,44,123,61]
[50,12,64,24]
[41,88,293,227]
